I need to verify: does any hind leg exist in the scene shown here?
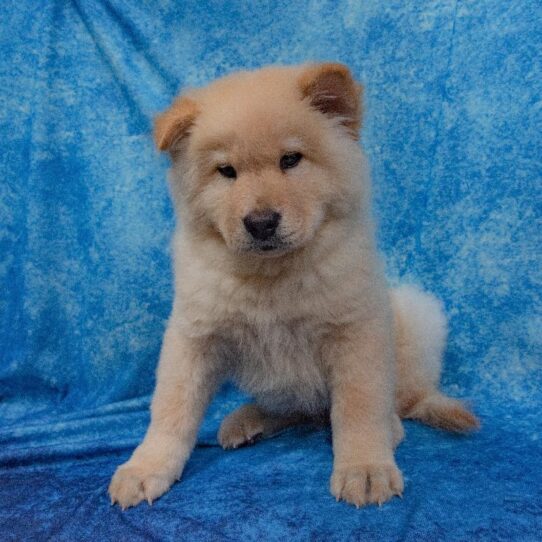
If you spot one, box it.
[391,285,446,411]
[391,285,479,432]
[218,404,305,449]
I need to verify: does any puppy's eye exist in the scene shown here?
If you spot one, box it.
[217,165,237,179]
[280,152,303,171]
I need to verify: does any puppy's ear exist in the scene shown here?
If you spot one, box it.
[299,63,362,138]
[154,96,199,151]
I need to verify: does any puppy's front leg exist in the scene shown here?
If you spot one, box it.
[109,325,219,509]
[326,319,404,507]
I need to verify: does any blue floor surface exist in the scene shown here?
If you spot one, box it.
[1,1,540,540]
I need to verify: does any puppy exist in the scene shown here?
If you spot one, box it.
[109,63,479,509]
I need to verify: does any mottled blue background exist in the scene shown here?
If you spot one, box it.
[1,1,541,540]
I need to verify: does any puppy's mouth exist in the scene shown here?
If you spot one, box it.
[222,229,305,257]
[245,236,297,256]
[251,240,292,256]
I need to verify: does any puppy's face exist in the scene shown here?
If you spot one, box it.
[156,64,363,256]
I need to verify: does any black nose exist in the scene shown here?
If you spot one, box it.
[243,210,281,241]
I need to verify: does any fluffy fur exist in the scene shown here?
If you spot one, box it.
[109,63,479,510]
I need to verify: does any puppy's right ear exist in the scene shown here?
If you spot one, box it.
[299,63,362,139]
[154,96,199,151]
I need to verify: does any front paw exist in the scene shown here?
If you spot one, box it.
[331,462,404,507]
[109,461,176,510]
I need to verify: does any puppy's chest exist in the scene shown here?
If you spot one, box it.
[225,318,330,416]
[184,263,356,415]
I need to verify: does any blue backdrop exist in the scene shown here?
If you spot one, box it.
[1,1,541,540]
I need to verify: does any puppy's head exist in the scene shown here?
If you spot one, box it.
[155,63,365,256]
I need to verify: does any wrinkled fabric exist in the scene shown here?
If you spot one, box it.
[1,1,541,540]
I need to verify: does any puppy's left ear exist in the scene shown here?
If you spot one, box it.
[154,96,199,152]
[299,63,362,139]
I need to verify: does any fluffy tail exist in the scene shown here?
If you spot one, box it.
[391,285,480,433]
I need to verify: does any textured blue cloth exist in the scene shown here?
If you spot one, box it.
[1,1,541,540]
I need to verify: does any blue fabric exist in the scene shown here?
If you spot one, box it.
[1,1,541,540]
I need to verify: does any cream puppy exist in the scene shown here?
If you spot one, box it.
[109,63,479,509]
